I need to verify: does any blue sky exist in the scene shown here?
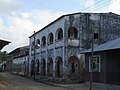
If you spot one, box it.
[0,0,120,52]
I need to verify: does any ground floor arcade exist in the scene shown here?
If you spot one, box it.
[30,55,84,83]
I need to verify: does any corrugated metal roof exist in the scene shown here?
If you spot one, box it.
[82,37,120,53]
[0,39,10,50]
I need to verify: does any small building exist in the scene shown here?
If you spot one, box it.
[83,37,120,85]
[6,46,29,75]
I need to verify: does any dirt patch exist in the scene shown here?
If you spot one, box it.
[0,74,7,90]
[0,73,14,90]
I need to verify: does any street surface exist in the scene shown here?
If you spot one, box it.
[0,72,109,90]
[0,72,67,90]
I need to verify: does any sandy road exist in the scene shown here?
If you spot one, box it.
[0,72,67,90]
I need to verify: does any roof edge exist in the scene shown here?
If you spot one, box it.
[29,12,119,38]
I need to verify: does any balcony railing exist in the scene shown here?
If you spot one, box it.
[68,38,79,46]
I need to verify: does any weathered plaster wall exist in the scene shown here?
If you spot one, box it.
[29,12,120,83]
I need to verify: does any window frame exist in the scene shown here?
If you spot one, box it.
[89,55,101,72]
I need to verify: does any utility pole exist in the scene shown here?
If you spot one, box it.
[89,14,99,90]
[33,31,36,80]
[90,22,94,90]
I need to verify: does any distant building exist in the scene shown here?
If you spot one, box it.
[0,39,10,71]
[29,12,120,83]
[6,46,29,74]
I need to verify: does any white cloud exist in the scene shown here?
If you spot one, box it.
[0,18,4,30]
[0,0,23,14]
[27,9,64,27]
[85,0,95,11]
[108,0,120,14]
[1,9,64,52]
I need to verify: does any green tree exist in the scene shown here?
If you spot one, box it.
[0,51,8,63]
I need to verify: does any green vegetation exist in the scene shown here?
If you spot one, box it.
[0,51,8,63]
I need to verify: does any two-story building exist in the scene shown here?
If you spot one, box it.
[29,12,120,83]
[7,46,29,76]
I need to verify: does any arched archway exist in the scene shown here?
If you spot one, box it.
[31,41,35,50]
[36,39,40,49]
[41,59,46,75]
[68,27,78,39]
[41,36,46,47]
[48,33,54,44]
[56,28,63,40]
[36,59,39,75]
[47,57,53,76]
[68,56,79,75]
[55,57,63,77]
[30,60,34,76]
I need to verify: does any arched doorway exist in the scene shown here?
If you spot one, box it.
[41,59,46,75]
[47,57,53,76]
[36,60,39,75]
[55,57,63,77]
[68,56,79,75]
[30,60,34,76]
[68,56,80,80]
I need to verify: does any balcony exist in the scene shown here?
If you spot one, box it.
[68,39,80,46]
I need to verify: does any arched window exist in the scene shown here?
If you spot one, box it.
[31,41,35,50]
[42,36,46,47]
[47,57,53,76]
[56,28,63,40]
[48,33,54,44]
[55,56,63,77]
[36,60,39,75]
[36,39,40,49]
[68,27,78,39]
[41,58,46,75]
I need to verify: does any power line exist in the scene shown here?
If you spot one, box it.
[81,0,105,11]
[90,0,111,12]
[81,0,111,12]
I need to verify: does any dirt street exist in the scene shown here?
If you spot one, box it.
[0,72,67,90]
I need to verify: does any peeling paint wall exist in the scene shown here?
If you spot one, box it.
[29,12,120,83]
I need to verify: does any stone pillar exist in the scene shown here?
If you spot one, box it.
[53,31,56,79]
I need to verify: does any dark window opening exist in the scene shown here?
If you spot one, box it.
[68,27,78,39]
[48,33,54,44]
[36,39,40,49]
[71,63,75,73]
[31,41,35,50]
[94,33,99,39]
[42,36,46,47]
[57,28,63,40]
[36,60,39,75]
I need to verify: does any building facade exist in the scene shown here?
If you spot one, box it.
[29,12,120,83]
[83,37,120,90]
[6,46,29,74]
